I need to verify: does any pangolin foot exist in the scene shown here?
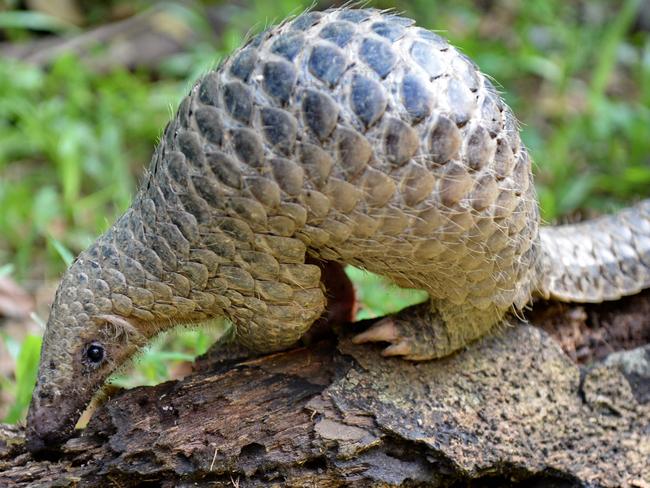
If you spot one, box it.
[352,302,445,361]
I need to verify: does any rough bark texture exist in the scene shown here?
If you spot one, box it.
[2,292,649,487]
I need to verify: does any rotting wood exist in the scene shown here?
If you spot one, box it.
[1,292,649,487]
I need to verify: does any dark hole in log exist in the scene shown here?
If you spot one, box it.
[529,289,650,364]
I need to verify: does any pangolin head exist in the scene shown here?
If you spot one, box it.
[25,251,148,452]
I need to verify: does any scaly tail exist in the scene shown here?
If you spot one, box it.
[538,199,650,302]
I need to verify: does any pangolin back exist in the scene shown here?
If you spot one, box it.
[43,7,650,351]
[128,7,541,336]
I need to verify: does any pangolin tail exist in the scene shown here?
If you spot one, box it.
[538,199,650,303]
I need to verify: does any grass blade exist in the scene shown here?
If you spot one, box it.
[3,334,42,423]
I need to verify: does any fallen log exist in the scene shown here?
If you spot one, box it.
[1,292,649,487]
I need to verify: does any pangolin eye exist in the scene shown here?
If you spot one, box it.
[84,343,105,364]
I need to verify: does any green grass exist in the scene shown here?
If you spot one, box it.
[345,268,428,320]
[110,324,226,389]
[1,0,649,423]
[0,333,41,423]
[0,55,179,278]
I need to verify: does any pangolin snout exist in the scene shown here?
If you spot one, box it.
[25,397,79,453]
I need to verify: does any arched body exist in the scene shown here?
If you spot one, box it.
[25,8,650,451]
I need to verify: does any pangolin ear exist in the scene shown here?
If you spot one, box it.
[94,314,148,347]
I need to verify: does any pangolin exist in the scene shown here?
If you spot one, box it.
[25,7,650,451]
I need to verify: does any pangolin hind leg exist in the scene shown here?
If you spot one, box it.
[353,299,505,360]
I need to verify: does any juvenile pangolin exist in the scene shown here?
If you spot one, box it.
[25,7,650,451]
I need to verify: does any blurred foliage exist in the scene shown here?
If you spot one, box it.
[0,0,649,422]
[0,333,41,423]
[0,55,179,277]
[109,321,226,389]
[346,267,428,320]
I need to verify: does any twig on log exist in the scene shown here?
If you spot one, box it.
[0,3,228,72]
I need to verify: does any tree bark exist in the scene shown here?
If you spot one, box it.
[1,292,649,487]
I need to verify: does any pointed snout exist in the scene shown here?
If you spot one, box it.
[25,389,84,453]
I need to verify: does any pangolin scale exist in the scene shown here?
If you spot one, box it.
[25,7,650,450]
